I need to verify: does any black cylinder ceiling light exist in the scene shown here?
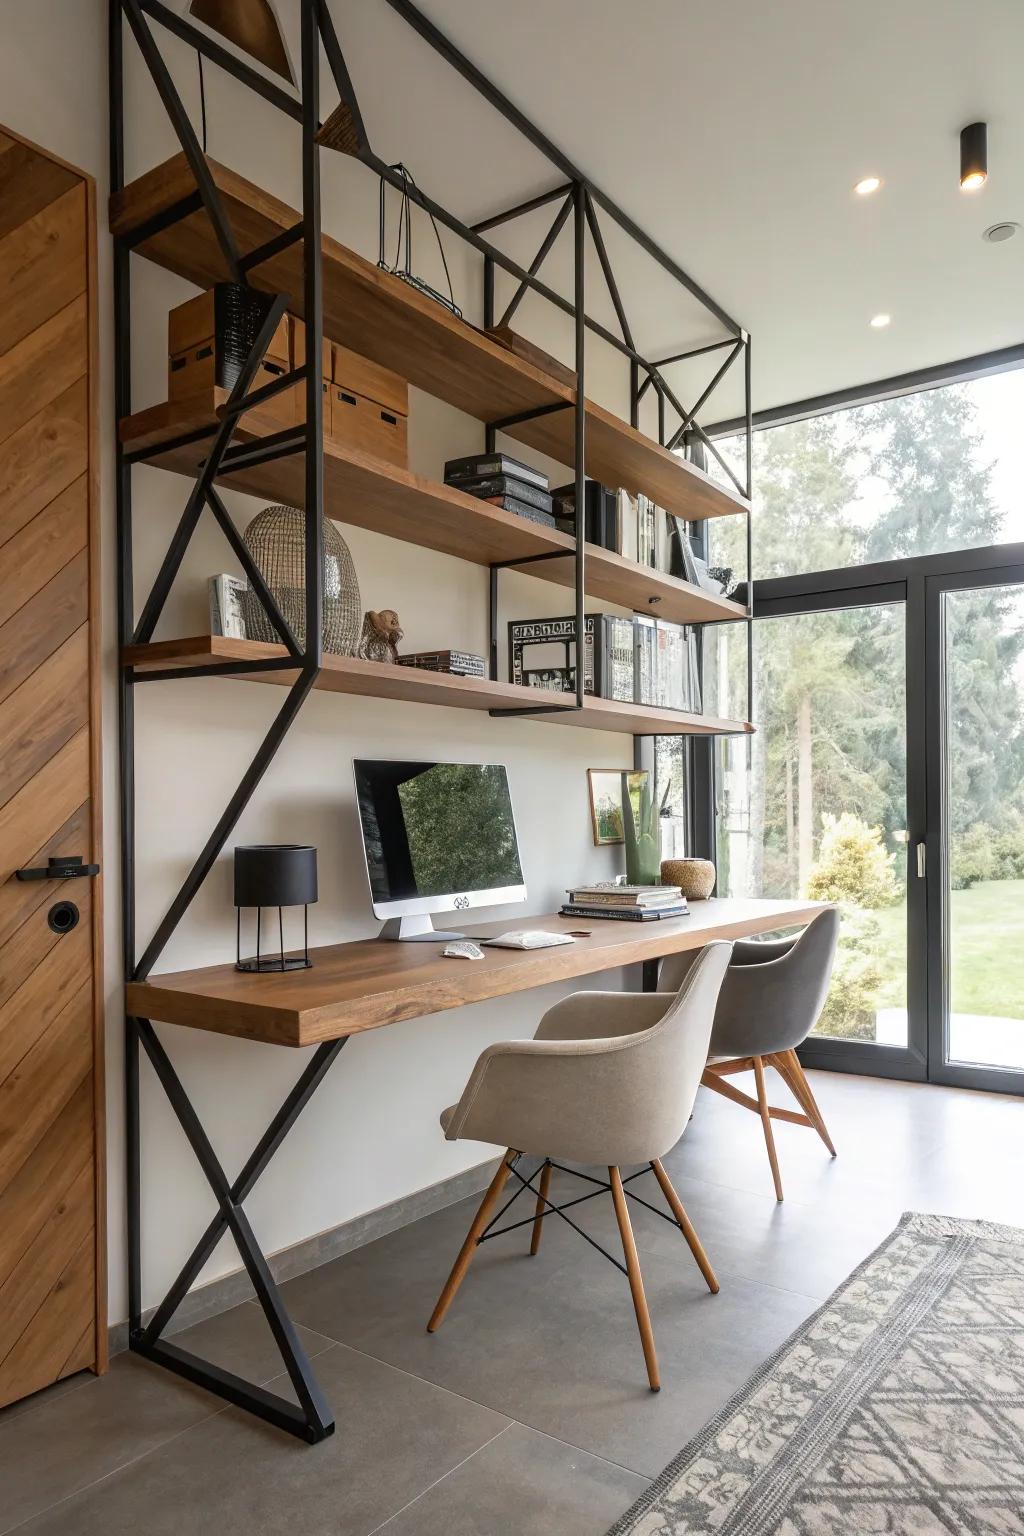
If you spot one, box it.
[960,122,988,192]
[234,844,318,972]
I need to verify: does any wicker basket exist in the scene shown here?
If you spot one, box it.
[241,504,361,655]
[661,858,716,901]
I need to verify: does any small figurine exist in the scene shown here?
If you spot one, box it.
[357,608,404,664]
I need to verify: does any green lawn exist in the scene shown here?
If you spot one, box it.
[872,877,1024,1019]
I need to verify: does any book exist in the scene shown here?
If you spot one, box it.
[567,890,684,908]
[481,495,556,527]
[669,517,700,585]
[560,903,691,922]
[397,650,486,677]
[209,574,247,638]
[616,489,639,563]
[551,481,618,549]
[567,883,683,900]
[451,474,553,513]
[444,452,549,491]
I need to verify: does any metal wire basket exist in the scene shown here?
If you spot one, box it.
[241,504,362,655]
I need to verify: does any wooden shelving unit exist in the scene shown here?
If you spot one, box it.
[111,154,749,524]
[123,636,753,738]
[121,398,748,629]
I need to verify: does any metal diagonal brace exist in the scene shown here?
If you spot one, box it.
[132,294,291,646]
[133,1020,346,1443]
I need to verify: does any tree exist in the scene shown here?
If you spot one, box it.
[806,813,900,907]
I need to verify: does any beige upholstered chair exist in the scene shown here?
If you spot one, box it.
[427,942,734,1392]
[659,909,840,1202]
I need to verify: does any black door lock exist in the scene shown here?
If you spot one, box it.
[15,855,100,883]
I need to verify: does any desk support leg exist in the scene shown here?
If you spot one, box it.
[128,1019,347,1444]
[642,959,659,992]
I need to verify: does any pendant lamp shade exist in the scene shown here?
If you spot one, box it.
[189,0,295,86]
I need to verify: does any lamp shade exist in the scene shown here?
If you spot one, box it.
[189,0,295,85]
[234,845,317,908]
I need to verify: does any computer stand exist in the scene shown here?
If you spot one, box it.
[379,914,467,942]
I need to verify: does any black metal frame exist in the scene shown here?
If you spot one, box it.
[111,0,752,1443]
[478,1158,685,1278]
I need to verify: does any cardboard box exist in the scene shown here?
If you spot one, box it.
[328,384,408,467]
[332,342,408,417]
[168,286,294,433]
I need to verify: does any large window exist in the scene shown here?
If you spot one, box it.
[710,370,1024,581]
[714,605,908,1047]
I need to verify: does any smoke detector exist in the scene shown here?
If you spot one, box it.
[983,222,1019,243]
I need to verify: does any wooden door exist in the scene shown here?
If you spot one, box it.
[0,127,104,1406]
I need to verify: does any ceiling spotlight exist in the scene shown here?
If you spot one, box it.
[854,176,882,196]
[870,313,891,328]
[960,121,988,191]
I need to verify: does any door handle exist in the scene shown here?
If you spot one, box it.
[915,842,927,878]
[15,855,100,883]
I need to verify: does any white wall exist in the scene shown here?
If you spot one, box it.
[2,2,639,1324]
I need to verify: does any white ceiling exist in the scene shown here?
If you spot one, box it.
[330,0,1024,420]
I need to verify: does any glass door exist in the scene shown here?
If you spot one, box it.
[925,566,1024,1092]
[709,592,927,1080]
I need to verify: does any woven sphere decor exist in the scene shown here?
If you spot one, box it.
[661,857,716,900]
[241,504,361,654]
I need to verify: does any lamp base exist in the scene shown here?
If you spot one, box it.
[236,955,313,973]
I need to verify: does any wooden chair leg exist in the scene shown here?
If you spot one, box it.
[529,1159,552,1256]
[609,1167,660,1392]
[781,1050,837,1157]
[650,1159,719,1294]
[753,1055,784,1202]
[428,1152,514,1333]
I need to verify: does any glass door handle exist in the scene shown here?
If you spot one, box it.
[915,842,927,878]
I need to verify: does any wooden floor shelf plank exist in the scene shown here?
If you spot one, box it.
[120,402,747,628]
[110,154,749,524]
[122,636,753,739]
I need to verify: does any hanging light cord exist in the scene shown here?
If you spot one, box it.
[377,161,456,313]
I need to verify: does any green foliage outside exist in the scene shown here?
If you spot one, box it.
[707,383,1024,1040]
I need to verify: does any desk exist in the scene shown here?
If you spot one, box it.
[125,898,824,1442]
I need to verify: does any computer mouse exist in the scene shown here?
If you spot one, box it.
[443,941,484,960]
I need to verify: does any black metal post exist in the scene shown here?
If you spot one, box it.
[573,181,586,710]
[301,0,324,669]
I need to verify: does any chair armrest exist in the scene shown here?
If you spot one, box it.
[533,990,673,1042]
[731,935,798,966]
[444,1031,646,1160]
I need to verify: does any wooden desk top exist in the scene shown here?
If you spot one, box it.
[127,899,825,1049]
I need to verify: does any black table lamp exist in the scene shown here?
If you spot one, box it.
[234,844,317,973]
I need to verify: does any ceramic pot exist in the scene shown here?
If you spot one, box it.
[660,857,716,900]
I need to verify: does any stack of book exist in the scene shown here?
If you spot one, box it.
[397,649,486,678]
[561,884,690,922]
[444,452,556,528]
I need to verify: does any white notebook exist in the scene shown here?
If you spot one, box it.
[482,930,576,950]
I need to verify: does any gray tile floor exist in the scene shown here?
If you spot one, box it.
[3,1070,1023,1535]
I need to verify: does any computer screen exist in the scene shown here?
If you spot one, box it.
[353,759,525,912]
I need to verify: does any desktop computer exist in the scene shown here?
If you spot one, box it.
[353,759,527,940]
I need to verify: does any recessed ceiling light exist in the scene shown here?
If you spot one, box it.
[870,313,891,328]
[854,176,882,196]
[983,221,1018,243]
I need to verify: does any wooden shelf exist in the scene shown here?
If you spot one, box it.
[126,900,826,1048]
[110,153,750,523]
[121,400,748,629]
[122,636,754,739]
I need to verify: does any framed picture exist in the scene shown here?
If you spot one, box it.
[587,768,648,846]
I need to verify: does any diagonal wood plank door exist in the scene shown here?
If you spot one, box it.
[0,127,103,1408]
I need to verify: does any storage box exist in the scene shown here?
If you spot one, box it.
[168,285,293,433]
[328,385,408,467]
[293,321,409,467]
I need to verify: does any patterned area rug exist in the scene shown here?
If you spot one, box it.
[608,1212,1024,1535]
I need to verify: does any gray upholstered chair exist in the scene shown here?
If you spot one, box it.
[427,941,734,1392]
[659,908,840,1202]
